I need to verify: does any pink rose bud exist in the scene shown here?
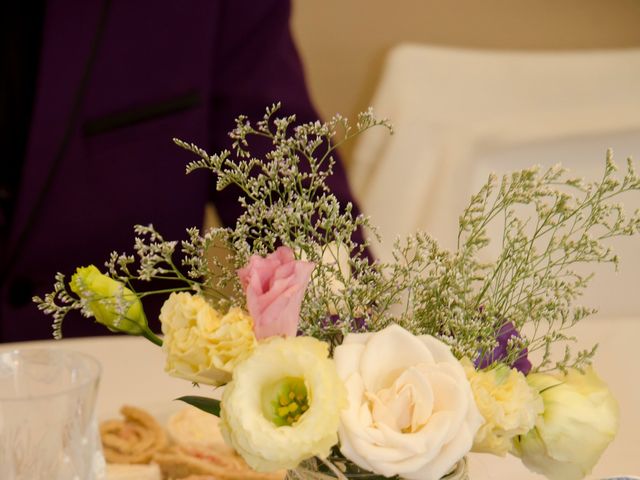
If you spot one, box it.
[237,246,315,339]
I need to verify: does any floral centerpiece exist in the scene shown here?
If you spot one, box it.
[36,105,640,480]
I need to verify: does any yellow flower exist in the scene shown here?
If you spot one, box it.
[70,265,147,335]
[160,292,256,386]
[512,367,619,480]
[220,336,346,472]
[462,359,543,456]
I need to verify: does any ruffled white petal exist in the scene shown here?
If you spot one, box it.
[335,324,481,479]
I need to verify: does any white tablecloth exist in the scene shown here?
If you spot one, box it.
[2,317,639,479]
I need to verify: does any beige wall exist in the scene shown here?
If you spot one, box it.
[291,0,640,158]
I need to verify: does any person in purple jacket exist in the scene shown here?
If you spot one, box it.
[0,0,365,342]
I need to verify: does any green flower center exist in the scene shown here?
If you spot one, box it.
[262,377,310,427]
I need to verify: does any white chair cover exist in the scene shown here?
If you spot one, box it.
[351,45,640,315]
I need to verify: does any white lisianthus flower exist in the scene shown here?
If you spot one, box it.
[220,336,346,472]
[512,367,619,480]
[462,359,543,456]
[334,324,483,480]
[160,292,256,386]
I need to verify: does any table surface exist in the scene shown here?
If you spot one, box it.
[2,317,639,479]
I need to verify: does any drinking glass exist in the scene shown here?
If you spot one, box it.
[0,348,106,480]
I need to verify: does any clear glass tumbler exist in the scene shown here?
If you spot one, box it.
[0,348,106,480]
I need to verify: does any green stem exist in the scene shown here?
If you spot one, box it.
[142,328,163,347]
[137,287,194,297]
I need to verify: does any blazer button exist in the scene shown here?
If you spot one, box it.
[8,277,35,307]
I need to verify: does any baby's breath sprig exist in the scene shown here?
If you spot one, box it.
[33,272,77,339]
[103,224,206,296]
[34,223,213,339]
[35,104,639,374]
[36,106,393,344]
[174,103,393,347]
[477,154,639,371]
[403,152,640,372]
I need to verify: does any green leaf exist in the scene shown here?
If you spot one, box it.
[175,395,221,417]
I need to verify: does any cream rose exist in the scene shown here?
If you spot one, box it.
[334,324,483,480]
[160,292,256,386]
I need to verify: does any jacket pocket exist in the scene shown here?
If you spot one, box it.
[83,90,202,136]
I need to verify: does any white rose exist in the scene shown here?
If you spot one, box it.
[334,324,483,480]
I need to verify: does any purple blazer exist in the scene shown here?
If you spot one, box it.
[0,0,363,341]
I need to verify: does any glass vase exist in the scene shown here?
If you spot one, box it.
[286,456,468,480]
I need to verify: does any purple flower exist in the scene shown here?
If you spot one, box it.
[475,321,532,374]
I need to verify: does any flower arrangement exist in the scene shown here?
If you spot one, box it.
[35,104,640,480]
